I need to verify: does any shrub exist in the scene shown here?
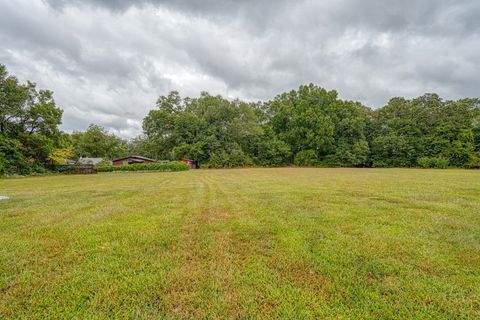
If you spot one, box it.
[417,157,430,168]
[0,153,5,174]
[95,161,189,172]
[48,147,75,166]
[253,138,291,167]
[94,160,114,172]
[372,160,389,168]
[431,157,449,169]
[205,148,253,168]
[228,149,253,168]
[465,154,480,169]
[0,137,32,175]
[294,150,319,166]
[326,140,369,167]
[207,151,230,169]
[417,156,449,169]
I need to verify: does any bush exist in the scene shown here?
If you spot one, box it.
[206,151,230,168]
[465,154,480,169]
[294,150,319,166]
[372,160,389,168]
[205,148,253,168]
[432,157,449,169]
[253,138,291,167]
[95,161,189,172]
[0,136,32,175]
[326,140,369,167]
[228,149,253,168]
[417,157,430,168]
[0,153,5,174]
[417,156,449,169]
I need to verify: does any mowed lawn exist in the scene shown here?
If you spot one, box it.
[0,169,479,319]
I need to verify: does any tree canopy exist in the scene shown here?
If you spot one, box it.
[1,64,479,174]
[71,124,128,159]
[0,64,66,174]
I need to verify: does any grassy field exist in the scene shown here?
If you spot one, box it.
[0,168,479,319]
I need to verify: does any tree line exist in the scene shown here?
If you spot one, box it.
[1,64,479,175]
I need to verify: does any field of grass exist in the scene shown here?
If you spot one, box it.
[1,168,479,319]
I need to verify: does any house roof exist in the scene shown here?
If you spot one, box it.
[78,157,104,165]
[112,155,157,162]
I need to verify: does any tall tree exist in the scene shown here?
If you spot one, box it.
[267,84,370,166]
[71,124,128,159]
[143,91,271,167]
[369,94,480,168]
[0,64,64,174]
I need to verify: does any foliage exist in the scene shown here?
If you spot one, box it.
[369,95,480,168]
[417,156,449,169]
[71,124,128,159]
[294,150,319,166]
[267,84,370,166]
[101,89,480,169]
[326,140,370,167]
[465,153,480,169]
[95,161,189,172]
[252,136,291,167]
[0,135,30,175]
[48,146,75,165]
[206,148,253,168]
[142,91,269,167]
[2,63,480,174]
[0,64,64,175]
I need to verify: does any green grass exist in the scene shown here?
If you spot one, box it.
[1,168,479,319]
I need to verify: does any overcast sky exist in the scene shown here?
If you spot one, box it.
[1,0,479,138]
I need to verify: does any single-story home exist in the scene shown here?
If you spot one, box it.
[112,155,157,166]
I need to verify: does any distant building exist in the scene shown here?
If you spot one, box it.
[112,156,157,166]
[78,157,105,165]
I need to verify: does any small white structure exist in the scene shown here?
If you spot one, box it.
[78,158,106,165]
[0,196,9,201]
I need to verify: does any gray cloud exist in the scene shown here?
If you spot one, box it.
[1,0,479,138]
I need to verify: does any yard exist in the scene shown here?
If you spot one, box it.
[0,168,479,319]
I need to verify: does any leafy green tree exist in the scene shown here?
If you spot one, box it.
[0,65,29,135]
[0,64,64,174]
[268,85,336,159]
[126,135,159,159]
[294,150,319,166]
[48,146,75,165]
[3,61,480,173]
[328,140,369,167]
[143,91,266,167]
[267,84,370,166]
[0,136,29,175]
[369,94,480,168]
[71,124,128,159]
[251,132,291,167]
